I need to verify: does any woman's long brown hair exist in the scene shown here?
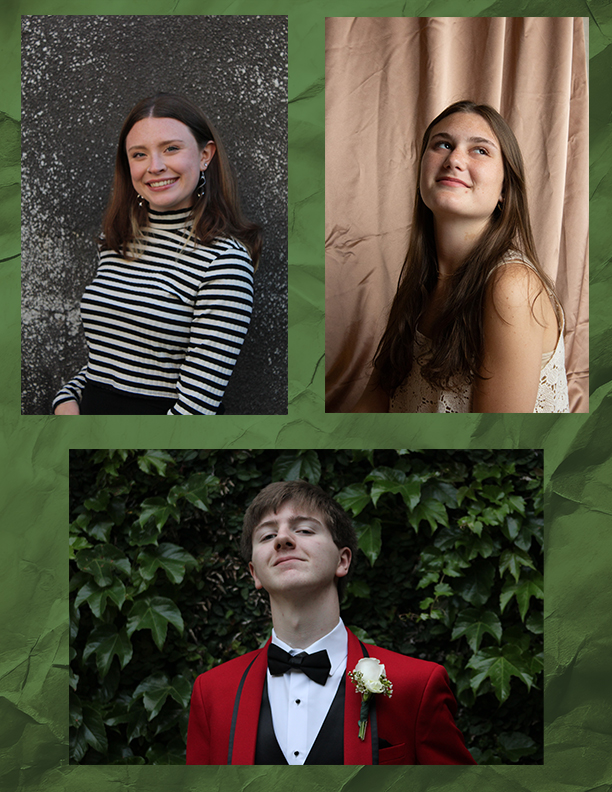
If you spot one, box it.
[100,93,262,265]
[372,100,558,395]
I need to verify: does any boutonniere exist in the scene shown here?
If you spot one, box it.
[349,657,393,740]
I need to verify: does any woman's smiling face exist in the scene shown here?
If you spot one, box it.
[419,112,505,226]
[125,116,213,212]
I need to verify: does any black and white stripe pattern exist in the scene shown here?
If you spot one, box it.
[52,207,254,415]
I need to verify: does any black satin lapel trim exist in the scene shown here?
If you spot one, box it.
[227,653,259,765]
[358,640,379,765]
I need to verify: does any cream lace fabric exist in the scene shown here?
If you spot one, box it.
[389,259,570,414]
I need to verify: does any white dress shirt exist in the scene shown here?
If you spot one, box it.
[268,619,348,765]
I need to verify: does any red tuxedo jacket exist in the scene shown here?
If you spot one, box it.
[186,627,476,765]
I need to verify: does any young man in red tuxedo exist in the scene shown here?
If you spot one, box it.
[186,480,476,765]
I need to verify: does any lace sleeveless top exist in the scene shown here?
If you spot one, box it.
[389,259,570,414]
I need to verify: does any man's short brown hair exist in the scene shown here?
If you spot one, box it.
[241,480,358,597]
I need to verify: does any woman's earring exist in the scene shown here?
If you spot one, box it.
[196,170,206,199]
[137,194,144,207]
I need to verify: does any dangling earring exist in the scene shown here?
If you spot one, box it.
[497,196,503,212]
[137,194,144,207]
[196,169,206,199]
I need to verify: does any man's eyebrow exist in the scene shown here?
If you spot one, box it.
[254,515,324,531]
[430,131,498,148]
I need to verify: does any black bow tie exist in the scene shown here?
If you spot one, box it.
[267,643,331,685]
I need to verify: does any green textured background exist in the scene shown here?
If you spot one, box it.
[2,2,609,791]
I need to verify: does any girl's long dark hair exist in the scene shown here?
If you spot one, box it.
[373,100,557,395]
[100,93,262,265]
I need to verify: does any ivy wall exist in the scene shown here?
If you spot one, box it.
[69,449,543,765]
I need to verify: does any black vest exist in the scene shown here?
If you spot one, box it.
[254,676,346,764]
[226,640,379,765]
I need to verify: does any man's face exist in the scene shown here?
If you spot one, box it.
[248,501,351,597]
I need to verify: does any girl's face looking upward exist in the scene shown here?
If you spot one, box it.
[419,112,505,227]
[125,116,215,212]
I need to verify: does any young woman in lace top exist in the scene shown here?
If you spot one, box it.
[351,101,569,413]
[53,93,261,415]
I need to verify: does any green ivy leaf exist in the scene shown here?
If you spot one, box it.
[526,610,543,634]
[70,723,88,763]
[464,532,495,560]
[127,519,161,547]
[81,704,108,753]
[75,544,131,587]
[500,573,543,620]
[364,467,406,507]
[417,570,440,589]
[138,497,181,531]
[167,473,219,511]
[83,625,133,678]
[69,535,91,559]
[502,516,521,541]
[451,608,502,652]
[455,485,469,507]
[499,548,535,582]
[514,523,534,552]
[126,596,184,650]
[429,481,458,508]
[455,561,496,606]
[354,518,382,566]
[433,582,454,597]
[346,579,370,598]
[133,672,192,720]
[70,601,80,643]
[442,552,470,577]
[498,731,538,762]
[272,450,321,484]
[137,543,197,585]
[481,504,510,525]
[137,450,176,476]
[71,703,109,759]
[399,478,423,510]
[83,490,110,512]
[481,483,504,502]
[335,483,371,517]
[474,462,500,482]
[467,645,533,702]
[408,499,449,532]
[86,519,115,543]
[105,701,150,744]
[507,495,526,515]
[69,691,83,729]
[145,739,187,764]
[75,577,126,618]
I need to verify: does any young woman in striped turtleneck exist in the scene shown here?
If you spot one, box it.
[53,93,261,415]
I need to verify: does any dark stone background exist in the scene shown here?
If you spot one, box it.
[21,15,287,415]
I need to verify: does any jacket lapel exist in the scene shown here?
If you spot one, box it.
[343,629,374,765]
[229,639,270,765]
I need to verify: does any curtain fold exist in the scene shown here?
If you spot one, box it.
[325,17,589,413]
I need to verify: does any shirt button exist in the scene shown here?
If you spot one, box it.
[295,699,301,705]
[294,751,299,757]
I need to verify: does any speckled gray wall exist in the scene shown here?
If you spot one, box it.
[21,15,287,415]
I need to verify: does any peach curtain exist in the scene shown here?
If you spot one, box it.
[325,17,589,413]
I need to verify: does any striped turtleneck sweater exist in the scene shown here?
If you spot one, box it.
[52,207,254,415]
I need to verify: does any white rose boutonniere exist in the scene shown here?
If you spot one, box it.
[349,657,393,740]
